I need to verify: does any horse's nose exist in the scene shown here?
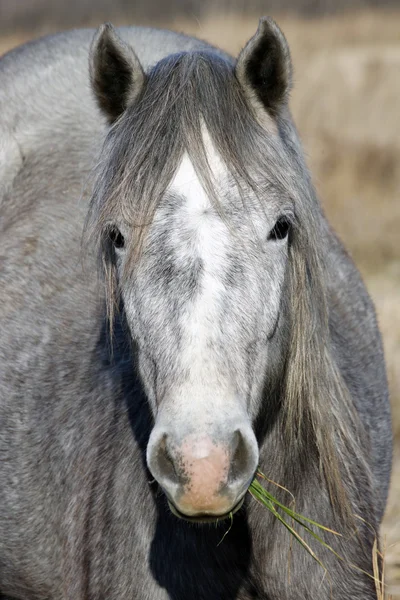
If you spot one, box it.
[147,429,258,519]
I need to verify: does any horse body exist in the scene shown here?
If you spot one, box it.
[0,22,392,600]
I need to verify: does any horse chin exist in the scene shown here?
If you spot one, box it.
[167,497,245,524]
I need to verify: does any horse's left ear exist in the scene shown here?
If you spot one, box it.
[235,17,292,118]
[89,23,146,123]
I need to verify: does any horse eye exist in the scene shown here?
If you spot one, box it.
[108,227,125,249]
[268,217,291,241]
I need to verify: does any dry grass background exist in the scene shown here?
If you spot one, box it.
[1,8,399,598]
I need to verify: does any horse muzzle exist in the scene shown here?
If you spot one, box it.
[147,426,258,522]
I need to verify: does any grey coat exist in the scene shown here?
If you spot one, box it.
[0,25,392,600]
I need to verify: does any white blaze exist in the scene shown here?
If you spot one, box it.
[167,137,239,418]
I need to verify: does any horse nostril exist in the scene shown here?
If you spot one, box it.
[229,429,254,484]
[156,435,179,485]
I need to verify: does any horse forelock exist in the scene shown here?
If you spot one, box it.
[86,50,296,249]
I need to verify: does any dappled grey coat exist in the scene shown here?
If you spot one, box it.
[0,20,392,600]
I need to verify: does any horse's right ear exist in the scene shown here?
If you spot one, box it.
[90,23,145,123]
[235,17,292,119]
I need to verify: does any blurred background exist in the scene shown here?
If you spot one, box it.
[0,0,399,596]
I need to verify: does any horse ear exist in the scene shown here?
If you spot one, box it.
[90,23,145,123]
[235,17,292,118]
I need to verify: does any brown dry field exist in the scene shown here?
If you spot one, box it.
[1,8,399,598]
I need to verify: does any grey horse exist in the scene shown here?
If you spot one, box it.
[0,17,392,600]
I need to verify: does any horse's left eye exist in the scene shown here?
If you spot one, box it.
[268,217,291,241]
[109,227,125,249]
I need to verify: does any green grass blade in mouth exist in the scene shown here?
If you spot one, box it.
[250,476,341,536]
[248,472,341,569]
[249,485,329,573]
[248,471,384,587]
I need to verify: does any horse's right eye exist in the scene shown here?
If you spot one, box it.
[109,227,125,249]
[268,217,291,242]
